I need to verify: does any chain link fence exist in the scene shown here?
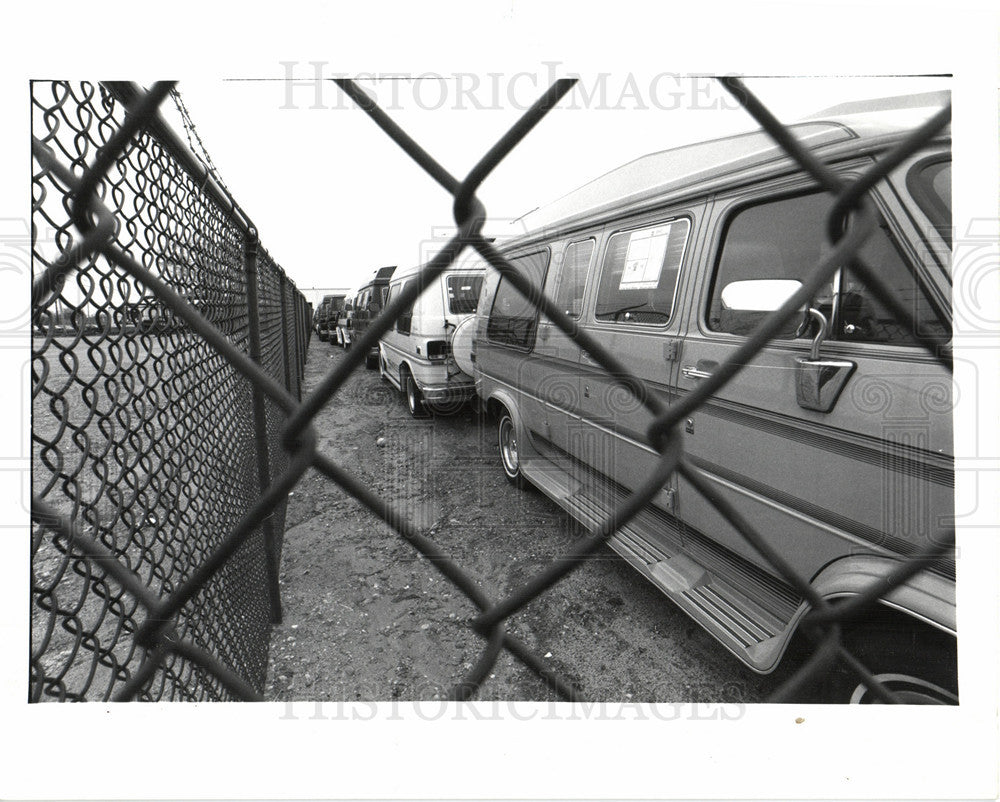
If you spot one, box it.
[31,77,953,703]
[31,81,308,701]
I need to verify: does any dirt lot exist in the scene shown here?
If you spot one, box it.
[265,337,802,702]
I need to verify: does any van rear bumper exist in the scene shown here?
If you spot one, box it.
[418,378,476,406]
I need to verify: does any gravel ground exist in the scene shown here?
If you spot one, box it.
[265,337,804,702]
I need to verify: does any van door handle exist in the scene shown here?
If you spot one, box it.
[682,364,713,380]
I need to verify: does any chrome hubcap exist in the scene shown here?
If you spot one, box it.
[849,673,958,704]
[499,417,518,473]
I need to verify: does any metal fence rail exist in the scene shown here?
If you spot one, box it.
[31,81,309,701]
[31,77,953,703]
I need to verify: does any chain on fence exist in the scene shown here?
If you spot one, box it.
[31,78,953,703]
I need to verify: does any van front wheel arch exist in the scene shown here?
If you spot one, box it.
[803,606,958,704]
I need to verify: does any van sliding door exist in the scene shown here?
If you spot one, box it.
[570,212,698,518]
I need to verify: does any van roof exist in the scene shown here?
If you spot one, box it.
[517,92,949,237]
[355,266,397,291]
[390,261,487,282]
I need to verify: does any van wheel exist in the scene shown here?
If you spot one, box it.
[497,409,526,489]
[403,370,429,418]
[811,611,958,704]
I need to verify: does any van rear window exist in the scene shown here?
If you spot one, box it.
[447,274,484,314]
[595,219,690,324]
[487,250,550,349]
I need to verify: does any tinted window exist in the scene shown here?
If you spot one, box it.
[446,274,484,314]
[707,192,949,344]
[595,219,690,324]
[548,239,594,318]
[487,251,550,349]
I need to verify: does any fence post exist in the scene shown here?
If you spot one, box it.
[244,233,283,625]
[278,274,296,400]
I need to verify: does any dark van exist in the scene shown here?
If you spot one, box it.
[350,266,396,367]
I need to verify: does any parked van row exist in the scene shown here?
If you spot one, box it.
[333,93,955,702]
[319,262,487,418]
[314,293,347,341]
[466,93,955,703]
[326,267,397,366]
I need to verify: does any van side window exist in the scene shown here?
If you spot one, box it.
[396,280,415,335]
[706,192,949,344]
[549,239,594,318]
[595,219,690,325]
[446,274,484,314]
[487,250,550,349]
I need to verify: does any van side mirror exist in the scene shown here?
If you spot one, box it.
[719,279,804,337]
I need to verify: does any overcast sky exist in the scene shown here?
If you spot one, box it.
[158,72,950,305]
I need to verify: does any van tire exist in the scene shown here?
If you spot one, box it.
[809,610,958,704]
[497,409,526,489]
[403,369,429,418]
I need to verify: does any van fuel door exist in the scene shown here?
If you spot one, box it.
[795,308,855,413]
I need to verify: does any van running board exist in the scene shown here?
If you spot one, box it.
[522,458,803,673]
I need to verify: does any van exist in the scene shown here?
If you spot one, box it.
[472,93,955,703]
[348,266,396,367]
[379,262,486,416]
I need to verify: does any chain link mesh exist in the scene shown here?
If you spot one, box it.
[31,78,954,703]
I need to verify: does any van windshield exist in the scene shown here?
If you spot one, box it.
[447,275,484,314]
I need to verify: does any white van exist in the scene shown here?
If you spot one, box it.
[472,93,955,702]
[379,263,486,416]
